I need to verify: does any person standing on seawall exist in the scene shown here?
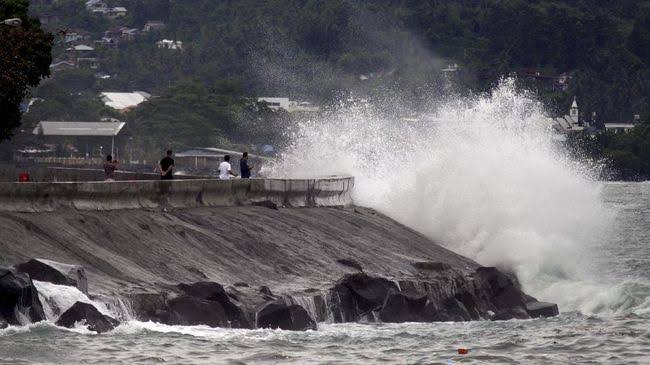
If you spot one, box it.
[239,152,253,179]
[219,155,238,180]
[103,155,119,181]
[159,150,175,180]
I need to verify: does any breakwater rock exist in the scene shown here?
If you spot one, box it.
[0,177,557,331]
[0,205,558,331]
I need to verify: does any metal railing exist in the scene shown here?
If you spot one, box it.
[13,156,103,165]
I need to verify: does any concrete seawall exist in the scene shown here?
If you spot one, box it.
[0,176,354,212]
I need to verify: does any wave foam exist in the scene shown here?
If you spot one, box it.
[264,79,647,316]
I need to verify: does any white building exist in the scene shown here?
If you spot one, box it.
[85,0,107,10]
[100,91,150,112]
[442,63,459,73]
[257,97,320,113]
[604,123,636,133]
[63,32,83,43]
[106,7,127,19]
[156,39,183,50]
[143,21,165,32]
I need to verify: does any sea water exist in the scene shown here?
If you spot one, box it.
[1,183,648,364]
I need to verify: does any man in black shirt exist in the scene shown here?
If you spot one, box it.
[239,152,253,178]
[159,150,175,180]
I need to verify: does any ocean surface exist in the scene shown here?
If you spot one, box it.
[1,182,648,364]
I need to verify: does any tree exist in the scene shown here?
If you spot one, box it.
[0,0,52,142]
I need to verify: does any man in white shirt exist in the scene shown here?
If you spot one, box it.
[218,155,238,180]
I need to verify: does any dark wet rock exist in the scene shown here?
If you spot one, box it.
[491,306,530,321]
[329,273,399,322]
[473,267,529,310]
[329,283,356,322]
[129,292,169,322]
[252,200,278,210]
[16,258,88,295]
[454,290,480,320]
[177,282,227,300]
[336,259,363,272]
[379,292,429,322]
[437,297,472,321]
[412,261,451,271]
[526,301,559,318]
[257,301,316,331]
[56,301,119,333]
[176,282,251,328]
[0,267,46,325]
[337,273,398,312]
[0,317,7,329]
[166,296,228,327]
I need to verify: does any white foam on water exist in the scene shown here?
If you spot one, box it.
[33,281,115,321]
[111,320,318,340]
[264,79,649,316]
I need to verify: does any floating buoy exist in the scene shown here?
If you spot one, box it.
[18,172,30,182]
[457,348,469,355]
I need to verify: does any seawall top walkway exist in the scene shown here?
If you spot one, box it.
[0,176,354,212]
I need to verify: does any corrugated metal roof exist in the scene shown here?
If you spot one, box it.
[100,91,149,110]
[67,44,94,51]
[33,121,125,136]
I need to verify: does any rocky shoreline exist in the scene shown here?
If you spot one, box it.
[1,257,557,333]
[0,206,558,333]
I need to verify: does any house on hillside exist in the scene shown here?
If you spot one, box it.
[63,32,84,43]
[143,21,165,32]
[519,68,572,92]
[106,7,127,19]
[604,123,636,133]
[100,91,151,112]
[85,0,107,11]
[156,39,183,50]
[95,36,117,47]
[77,58,100,69]
[605,115,640,133]
[121,28,139,41]
[257,97,320,113]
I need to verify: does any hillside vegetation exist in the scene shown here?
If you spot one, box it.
[10,0,650,176]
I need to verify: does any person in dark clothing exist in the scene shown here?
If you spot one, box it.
[103,155,119,181]
[159,150,175,180]
[239,152,253,178]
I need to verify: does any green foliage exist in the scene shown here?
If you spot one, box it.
[15,0,650,178]
[0,0,52,142]
[124,81,287,160]
[28,81,114,123]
